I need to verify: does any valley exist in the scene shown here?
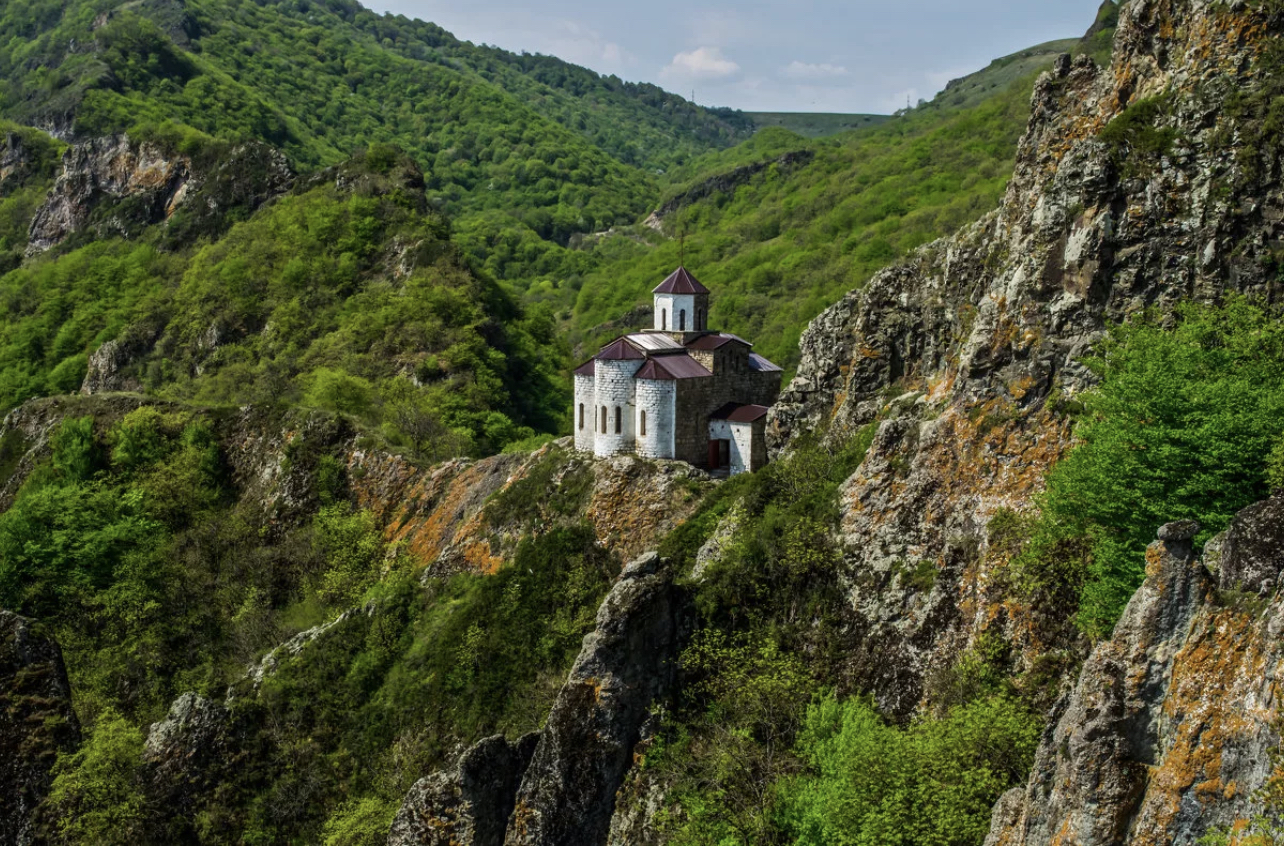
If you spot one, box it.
[2,0,1284,845]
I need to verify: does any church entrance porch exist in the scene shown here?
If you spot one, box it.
[707,438,731,471]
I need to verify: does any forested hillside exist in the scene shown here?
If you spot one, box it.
[20,0,1272,845]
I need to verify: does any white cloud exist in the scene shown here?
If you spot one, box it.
[781,61,850,81]
[661,46,742,81]
[551,20,634,70]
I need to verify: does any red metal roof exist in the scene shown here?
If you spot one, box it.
[748,353,783,373]
[597,337,645,361]
[652,267,711,295]
[710,403,771,423]
[686,333,753,351]
[635,355,713,381]
[573,359,596,377]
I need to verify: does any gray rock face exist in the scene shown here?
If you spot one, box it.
[389,733,539,846]
[1217,494,1284,596]
[759,0,1284,721]
[140,692,238,842]
[990,504,1284,845]
[25,135,293,256]
[504,552,685,846]
[27,135,194,254]
[0,610,80,846]
[999,525,1212,844]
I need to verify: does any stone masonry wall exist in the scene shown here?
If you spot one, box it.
[674,378,719,465]
[635,379,676,459]
[594,359,644,457]
[574,374,595,453]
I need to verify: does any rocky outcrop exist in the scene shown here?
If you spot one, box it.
[505,552,686,845]
[0,611,80,846]
[348,442,712,577]
[26,135,293,255]
[762,0,1282,717]
[1213,494,1284,596]
[27,135,194,253]
[140,693,237,841]
[990,498,1284,845]
[389,733,539,846]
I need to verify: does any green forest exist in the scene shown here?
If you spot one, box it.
[16,0,1282,844]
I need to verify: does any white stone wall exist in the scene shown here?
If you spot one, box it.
[635,379,676,459]
[654,294,697,332]
[574,374,595,452]
[708,419,758,476]
[594,359,644,457]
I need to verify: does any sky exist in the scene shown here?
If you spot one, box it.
[366,1,1105,114]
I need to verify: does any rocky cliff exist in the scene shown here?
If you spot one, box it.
[767,0,1282,718]
[0,396,709,576]
[505,552,686,846]
[989,496,1284,845]
[0,611,80,845]
[26,134,292,255]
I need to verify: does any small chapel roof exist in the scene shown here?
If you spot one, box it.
[748,353,783,373]
[573,358,596,377]
[710,403,771,423]
[597,337,646,360]
[653,266,711,295]
[686,332,753,351]
[635,355,713,381]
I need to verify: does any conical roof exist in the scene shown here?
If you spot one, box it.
[652,266,710,295]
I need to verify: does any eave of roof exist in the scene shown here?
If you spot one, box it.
[710,403,771,423]
[686,332,754,351]
[573,359,596,377]
[748,353,783,373]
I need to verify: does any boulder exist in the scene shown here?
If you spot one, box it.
[1217,494,1284,596]
[388,733,539,846]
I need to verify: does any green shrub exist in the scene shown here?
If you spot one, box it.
[43,710,148,845]
[51,416,98,480]
[1015,298,1284,636]
[778,694,1040,846]
[319,796,398,846]
[315,506,386,609]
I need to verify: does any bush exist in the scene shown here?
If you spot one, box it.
[43,710,148,845]
[1015,299,1284,636]
[51,416,98,480]
[778,694,1040,846]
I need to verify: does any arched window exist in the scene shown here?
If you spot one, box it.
[578,403,585,431]
[698,309,705,330]
[679,309,687,331]
[662,309,667,331]
[615,406,622,434]
[640,410,647,437]
[601,406,608,434]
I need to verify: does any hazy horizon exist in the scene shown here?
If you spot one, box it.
[367,0,1104,113]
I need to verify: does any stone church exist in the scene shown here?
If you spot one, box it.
[573,267,782,474]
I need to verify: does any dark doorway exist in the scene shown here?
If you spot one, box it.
[707,439,731,469]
